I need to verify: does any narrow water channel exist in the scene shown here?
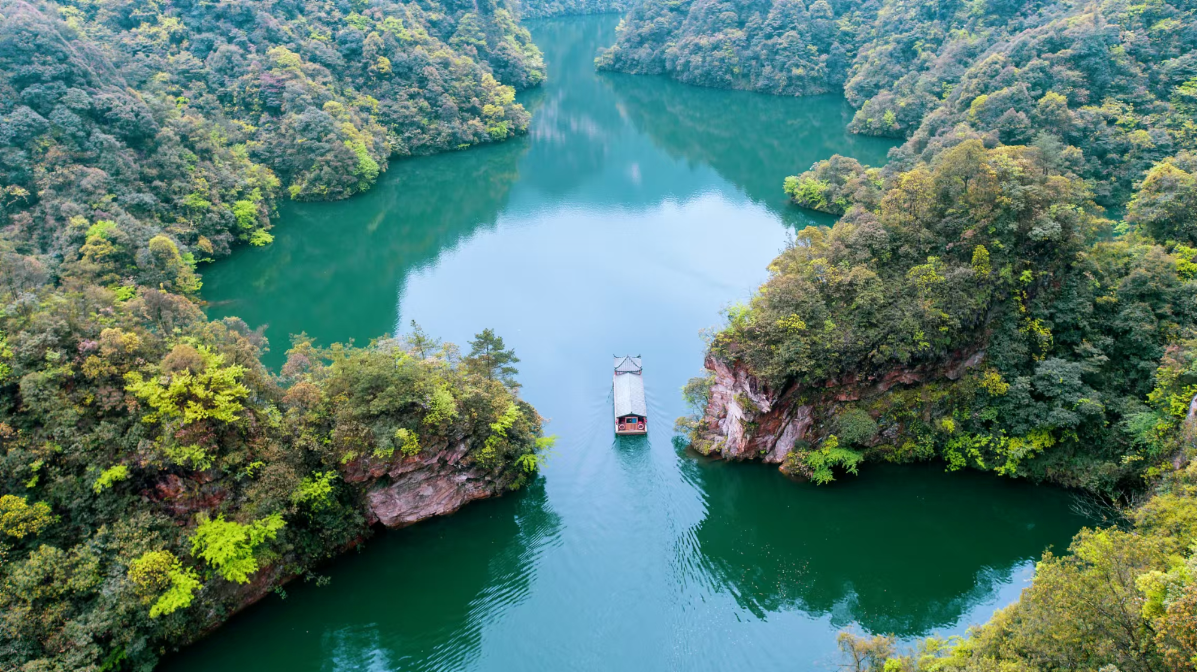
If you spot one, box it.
[177,14,1091,671]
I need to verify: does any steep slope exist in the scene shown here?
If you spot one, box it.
[0,2,552,669]
[0,0,544,262]
[516,0,627,19]
[598,0,1197,206]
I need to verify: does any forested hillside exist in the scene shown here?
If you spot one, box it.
[699,140,1196,491]
[662,0,1197,665]
[516,0,626,19]
[0,0,551,669]
[1,0,543,260]
[597,0,858,95]
[599,0,1197,207]
[691,139,1197,672]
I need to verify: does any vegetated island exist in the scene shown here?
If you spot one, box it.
[0,0,553,669]
[631,0,1197,667]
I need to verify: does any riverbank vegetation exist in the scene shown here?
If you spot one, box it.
[0,1,550,669]
[704,139,1195,493]
[0,268,544,670]
[599,0,1196,210]
[704,140,1197,665]
[644,0,1197,665]
[1,0,543,260]
[838,449,1197,670]
[516,0,626,19]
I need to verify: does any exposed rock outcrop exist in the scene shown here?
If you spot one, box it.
[344,440,509,528]
[194,440,506,642]
[694,348,986,470]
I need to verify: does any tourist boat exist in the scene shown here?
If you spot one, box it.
[613,355,647,435]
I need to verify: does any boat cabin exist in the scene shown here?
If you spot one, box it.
[613,355,647,435]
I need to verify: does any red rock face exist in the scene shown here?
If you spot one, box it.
[341,439,509,529]
[363,441,504,528]
[697,348,986,469]
[700,355,813,464]
[191,442,505,641]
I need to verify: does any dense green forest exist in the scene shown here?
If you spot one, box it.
[599,0,1197,207]
[1,0,544,258]
[0,0,551,669]
[717,146,1197,671]
[660,0,1197,666]
[4,0,1196,666]
[516,0,626,19]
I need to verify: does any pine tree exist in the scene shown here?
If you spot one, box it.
[465,328,520,388]
[404,320,440,360]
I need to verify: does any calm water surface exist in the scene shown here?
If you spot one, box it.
[181,14,1090,671]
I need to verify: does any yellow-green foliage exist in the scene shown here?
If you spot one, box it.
[978,369,1008,396]
[783,156,879,215]
[146,235,201,295]
[128,551,202,618]
[699,140,1197,493]
[189,513,285,584]
[477,403,521,468]
[0,328,11,383]
[943,429,1055,476]
[970,245,990,277]
[290,336,543,477]
[85,220,118,239]
[292,471,337,510]
[92,465,129,493]
[249,229,274,247]
[517,435,557,473]
[6,544,102,604]
[393,428,421,457]
[424,387,459,428]
[162,444,213,471]
[0,495,53,539]
[792,435,863,485]
[1127,152,1197,245]
[125,345,248,425]
[867,454,1197,670]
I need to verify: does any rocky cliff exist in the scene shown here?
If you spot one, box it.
[197,438,513,638]
[693,348,986,474]
[342,439,515,528]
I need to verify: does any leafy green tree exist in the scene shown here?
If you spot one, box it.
[124,344,249,426]
[465,328,521,387]
[143,236,202,295]
[1127,152,1197,244]
[424,387,459,428]
[92,465,129,493]
[291,471,338,511]
[784,155,881,215]
[0,495,54,539]
[189,513,285,584]
[837,631,896,672]
[128,551,202,618]
[391,428,421,458]
[404,320,441,360]
[787,436,863,485]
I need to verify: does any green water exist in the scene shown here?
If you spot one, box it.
[181,14,1091,671]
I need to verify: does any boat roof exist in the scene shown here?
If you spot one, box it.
[614,355,642,374]
[614,368,647,417]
